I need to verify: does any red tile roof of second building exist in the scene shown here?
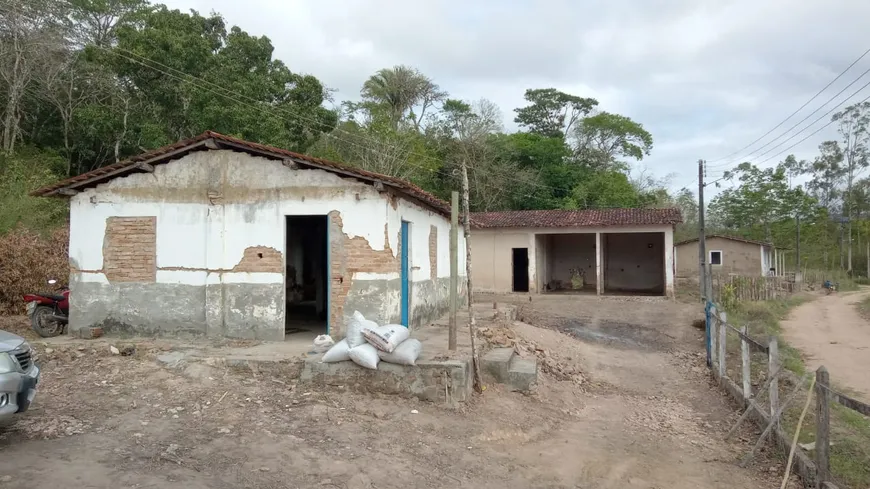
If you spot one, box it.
[470,208,682,228]
[30,131,450,216]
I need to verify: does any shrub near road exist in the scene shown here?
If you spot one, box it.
[0,227,69,316]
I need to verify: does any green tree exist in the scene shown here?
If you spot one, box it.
[513,88,598,139]
[572,111,653,171]
[360,65,446,131]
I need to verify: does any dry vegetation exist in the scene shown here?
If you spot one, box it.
[0,226,69,315]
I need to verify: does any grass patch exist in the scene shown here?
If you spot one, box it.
[723,296,870,488]
[857,295,870,320]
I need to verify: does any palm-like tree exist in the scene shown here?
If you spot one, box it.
[360,65,445,131]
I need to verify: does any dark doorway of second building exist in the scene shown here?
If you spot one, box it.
[285,215,328,338]
[512,247,529,292]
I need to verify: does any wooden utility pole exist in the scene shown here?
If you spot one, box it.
[698,160,706,299]
[698,159,709,301]
[448,191,459,350]
[460,159,483,392]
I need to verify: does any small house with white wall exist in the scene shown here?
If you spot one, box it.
[32,131,465,341]
[469,209,681,296]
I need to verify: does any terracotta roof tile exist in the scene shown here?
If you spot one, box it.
[31,131,451,216]
[675,234,779,248]
[470,208,682,229]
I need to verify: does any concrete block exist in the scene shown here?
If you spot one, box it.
[507,356,537,392]
[481,347,514,382]
[299,356,472,406]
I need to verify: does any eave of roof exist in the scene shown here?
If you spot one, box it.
[470,208,683,229]
[674,234,784,248]
[30,131,450,217]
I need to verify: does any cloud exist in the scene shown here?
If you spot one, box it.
[162,0,870,195]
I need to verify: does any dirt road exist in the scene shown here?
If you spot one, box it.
[0,297,790,489]
[780,289,870,401]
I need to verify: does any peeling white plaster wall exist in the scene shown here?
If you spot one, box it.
[69,149,463,326]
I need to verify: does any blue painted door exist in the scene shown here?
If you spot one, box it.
[400,221,410,327]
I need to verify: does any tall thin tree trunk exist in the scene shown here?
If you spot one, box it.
[460,157,483,393]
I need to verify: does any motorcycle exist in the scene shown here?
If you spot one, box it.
[23,279,69,338]
[823,280,839,295]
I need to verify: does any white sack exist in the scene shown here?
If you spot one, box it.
[346,311,378,348]
[363,324,410,353]
[348,343,380,370]
[321,339,351,363]
[312,334,334,353]
[378,338,422,366]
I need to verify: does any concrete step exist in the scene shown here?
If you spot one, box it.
[481,347,514,382]
[481,347,538,391]
[507,356,538,392]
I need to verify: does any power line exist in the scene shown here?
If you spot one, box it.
[708,66,870,170]
[756,90,870,166]
[707,47,870,165]
[749,77,870,162]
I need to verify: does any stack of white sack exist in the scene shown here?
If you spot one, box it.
[321,311,377,365]
[320,312,423,368]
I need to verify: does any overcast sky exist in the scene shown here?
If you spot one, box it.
[161,0,870,195]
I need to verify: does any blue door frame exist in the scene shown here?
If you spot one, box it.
[400,221,410,327]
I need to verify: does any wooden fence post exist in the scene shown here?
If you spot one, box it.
[768,337,779,419]
[718,311,727,379]
[741,325,751,398]
[710,305,718,368]
[816,366,831,485]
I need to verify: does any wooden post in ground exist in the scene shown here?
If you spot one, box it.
[741,325,751,398]
[710,306,719,369]
[815,366,831,485]
[769,337,779,419]
[718,311,727,379]
[460,159,483,392]
[448,191,458,351]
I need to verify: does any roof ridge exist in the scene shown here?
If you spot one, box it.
[30,131,450,216]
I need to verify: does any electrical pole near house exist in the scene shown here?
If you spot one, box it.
[460,159,483,392]
[698,159,708,301]
[448,191,459,350]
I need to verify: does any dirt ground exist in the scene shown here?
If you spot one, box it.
[0,296,795,489]
[780,289,870,402]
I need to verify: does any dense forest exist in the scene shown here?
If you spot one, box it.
[2,0,870,275]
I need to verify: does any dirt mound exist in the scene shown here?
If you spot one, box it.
[477,325,585,385]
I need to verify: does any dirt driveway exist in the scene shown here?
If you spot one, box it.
[780,289,870,401]
[0,297,790,489]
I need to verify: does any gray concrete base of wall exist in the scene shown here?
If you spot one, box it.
[300,356,473,407]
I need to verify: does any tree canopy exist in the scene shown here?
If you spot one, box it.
[2,0,673,236]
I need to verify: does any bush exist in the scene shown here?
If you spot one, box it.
[0,226,70,315]
[0,146,69,234]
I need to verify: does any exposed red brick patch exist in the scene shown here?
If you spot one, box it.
[233,246,283,273]
[329,213,401,338]
[103,217,156,283]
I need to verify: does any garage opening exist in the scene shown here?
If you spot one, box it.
[512,248,529,292]
[285,215,328,338]
[539,233,597,293]
[602,232,665,295]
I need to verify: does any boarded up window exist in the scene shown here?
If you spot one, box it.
[103,217,157,282]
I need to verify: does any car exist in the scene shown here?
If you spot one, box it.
[0,330,40,423]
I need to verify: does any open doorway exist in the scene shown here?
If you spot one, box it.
[285,215,328,338]
[512,247,529,292]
